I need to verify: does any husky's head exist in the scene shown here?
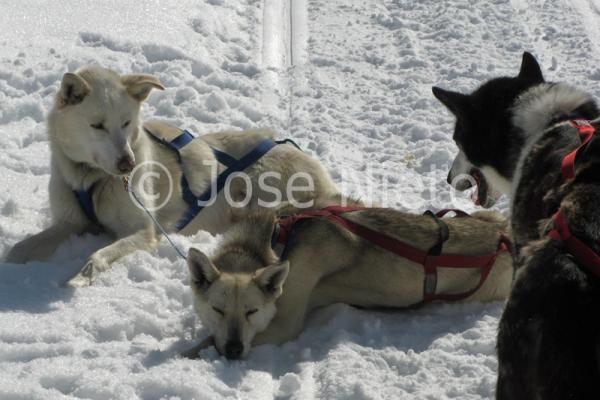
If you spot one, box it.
[432,52,545,207]
[187,247,289,360]
[52,66,164,176]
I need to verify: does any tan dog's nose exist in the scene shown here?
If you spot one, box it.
[117,156,135,174]
[224,340,243,360]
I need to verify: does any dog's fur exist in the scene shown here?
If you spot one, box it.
[433,53,600,398]
[5,66,338,287]
[186,196,512,359]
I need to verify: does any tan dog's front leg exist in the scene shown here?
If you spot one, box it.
[64,227,158,288]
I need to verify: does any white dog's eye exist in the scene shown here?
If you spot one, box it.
[122,120,131,129]
[212,306,225,316]
[90,123,106,131]
[246,309,258,318]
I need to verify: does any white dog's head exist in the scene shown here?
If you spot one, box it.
[52,66,164,176]
[187,247,289,359]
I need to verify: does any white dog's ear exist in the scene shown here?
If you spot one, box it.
[253,261,290,298]
[121,74,165,101]
[187,248,220,290]
[59,72,91,107]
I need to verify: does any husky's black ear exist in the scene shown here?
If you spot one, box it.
[187,248,220,290]
[518,52,544,82]
[432,87,471,116]
[121,74,165,101]
[253,261,290,298]
[59,72,91,108]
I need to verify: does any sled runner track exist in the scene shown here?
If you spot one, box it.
[261,0,309,133]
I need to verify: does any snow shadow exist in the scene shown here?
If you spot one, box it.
[0,261,78,313]
[140,302,503,386]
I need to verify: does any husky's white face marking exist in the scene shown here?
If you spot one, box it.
[187,248,289,359]
[447,150,475,191]
[480,166,511,195]
[448,149,504,208]
[55,68,164,176]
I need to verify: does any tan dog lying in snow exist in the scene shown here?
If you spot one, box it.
[184,198,513,359]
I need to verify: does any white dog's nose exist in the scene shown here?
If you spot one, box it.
[117,156,135,174]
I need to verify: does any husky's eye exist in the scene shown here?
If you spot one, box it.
[246,309,258,318]
[122,120,131,129]
[212,306,225,316]
[90,123,106,131]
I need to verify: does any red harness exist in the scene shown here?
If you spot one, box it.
[273,205,511,304]
[548,119,600,276]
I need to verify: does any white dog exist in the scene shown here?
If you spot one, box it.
[6,66,338,287]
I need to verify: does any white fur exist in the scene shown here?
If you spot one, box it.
[448,149,474,190]
[6,66,338,288]
[509,83,595,207]
[480,166,511,195]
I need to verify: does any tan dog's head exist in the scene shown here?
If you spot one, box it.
[52,66,164,176]
[187,247,289,359]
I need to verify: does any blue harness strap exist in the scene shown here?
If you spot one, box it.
[74,183,99,226]
[175,137,278,231]
[144,128,196,159]
[73,127,300,230]
[143,127,294,232]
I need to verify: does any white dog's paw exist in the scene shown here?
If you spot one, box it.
[62,258,106,288]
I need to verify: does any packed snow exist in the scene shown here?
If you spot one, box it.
[1,0,599,399]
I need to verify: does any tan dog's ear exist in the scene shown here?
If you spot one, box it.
[187,248,220,291]
[121,74,165,101]
[253,261,290,299]
[59,72,91,107]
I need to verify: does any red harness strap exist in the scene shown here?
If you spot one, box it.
[274,206,511,304]
[561,120,597,180]
[548,119,600,278]
[548,211,600,277]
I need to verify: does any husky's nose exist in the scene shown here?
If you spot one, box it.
[448,171,474,191]
[224,340,243,359]
[117,156,135,174]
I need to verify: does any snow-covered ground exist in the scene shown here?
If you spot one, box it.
[1,0,599,398]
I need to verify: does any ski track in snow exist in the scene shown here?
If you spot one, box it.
[1,0,600,399]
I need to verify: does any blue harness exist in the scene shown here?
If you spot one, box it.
[74,183,100,226]
[73,129,298,232]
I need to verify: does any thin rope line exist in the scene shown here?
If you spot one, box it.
[126,179,187,260]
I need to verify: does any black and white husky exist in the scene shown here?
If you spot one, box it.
[433,52,600,399]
